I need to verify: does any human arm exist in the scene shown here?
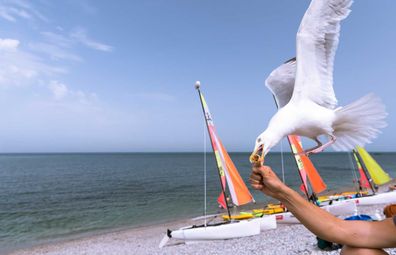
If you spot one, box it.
[249,165,396,248]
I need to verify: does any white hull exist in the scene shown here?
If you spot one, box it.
[251,214,277,231]
[324,200,357,215]
[277,200,356,224]
[170,219,260,241]
[159,215,276,248]
[274,212,298,224]
[338,191,396,206]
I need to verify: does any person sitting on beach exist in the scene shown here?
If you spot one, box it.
[249,165,396,255]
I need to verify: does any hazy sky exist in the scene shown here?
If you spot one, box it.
[0,0,395,152]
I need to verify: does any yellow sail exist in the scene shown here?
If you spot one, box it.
[356,146,392,185]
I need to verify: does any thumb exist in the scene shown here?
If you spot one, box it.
[252,165,270,176]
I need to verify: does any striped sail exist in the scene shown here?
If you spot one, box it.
[199,92,254,207]
[356,146,392,185]
[288,135,327,194]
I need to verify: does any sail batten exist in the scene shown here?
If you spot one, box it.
[198,90,254,207]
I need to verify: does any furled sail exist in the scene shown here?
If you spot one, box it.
[288,135,327,194]
[356,146,392,185]
[198,90,254,207]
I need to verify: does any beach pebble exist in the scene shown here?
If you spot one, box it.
[8,204,396,255]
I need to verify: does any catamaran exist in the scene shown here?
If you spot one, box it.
[158,82,276,248]
[259,137,395,224]
[324,146,396,206]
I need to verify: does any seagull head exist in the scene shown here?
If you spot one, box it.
[249,133,271,164]
[249,128,282,164]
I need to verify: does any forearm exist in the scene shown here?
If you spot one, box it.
[277,186,347,243]
[277,186,396,248]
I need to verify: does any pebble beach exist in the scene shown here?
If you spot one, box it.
[8,204,396,255]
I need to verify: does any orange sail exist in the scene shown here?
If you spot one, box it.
[287,135,327,194]
[198,89,254,207]
[219,140,255,206]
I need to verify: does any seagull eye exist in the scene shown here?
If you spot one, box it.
[257,138,261,143]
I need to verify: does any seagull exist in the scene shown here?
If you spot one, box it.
[250,0,387,163]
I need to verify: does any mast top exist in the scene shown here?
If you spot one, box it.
[194,81,201,90]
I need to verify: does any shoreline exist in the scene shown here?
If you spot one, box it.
[3,215,196,255]
[6,217,193,255]
[7,204,396,255]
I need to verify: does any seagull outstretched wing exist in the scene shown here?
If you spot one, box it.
[265,57,296,109]
[292,0,353,109]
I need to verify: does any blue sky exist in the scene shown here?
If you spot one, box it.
[0,0,395,152]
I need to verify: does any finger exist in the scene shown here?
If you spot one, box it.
[249,178,261,185]
[251,183,264,190]
[251,165,262,174]
[252,165,271,177]
[249,172,262,182]
[252,161,263,168]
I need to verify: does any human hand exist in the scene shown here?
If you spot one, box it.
[249,165,288,201]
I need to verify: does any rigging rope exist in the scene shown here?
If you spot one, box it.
[203,119,207,226]
[348,152,360,216]
[280,138,285,183]
[348,152,359,192]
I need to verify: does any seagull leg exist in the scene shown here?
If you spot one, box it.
[304,135,337,156]
[296,138,322,156]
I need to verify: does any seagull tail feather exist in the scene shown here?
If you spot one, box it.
[332,93,387,151]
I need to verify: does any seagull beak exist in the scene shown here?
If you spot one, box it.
[249,144,265,165]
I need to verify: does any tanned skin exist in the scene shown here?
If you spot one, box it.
[249,165,396,255]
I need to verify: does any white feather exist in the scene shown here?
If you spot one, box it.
[292,0,353,109]
[332,93,388,151]
[265,58,296,108]
[256,0,387,155]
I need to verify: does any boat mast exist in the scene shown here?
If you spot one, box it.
[272,96,311,201]
[195,83,232,219]
[352,149,376,195]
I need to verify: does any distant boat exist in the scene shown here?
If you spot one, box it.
[316,147,395,206]
[159,82,276,248]
[340,147,395,205]
[354,146,392,188]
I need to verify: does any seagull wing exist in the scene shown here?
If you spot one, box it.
[292,0,353,109]
[265,57,296,108]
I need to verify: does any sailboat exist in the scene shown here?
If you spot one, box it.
[354,146,392,189]
[336,147,396,206]
[315,146,395,206]
[158,82,276,248]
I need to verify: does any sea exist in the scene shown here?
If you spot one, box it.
[0,152,395,253]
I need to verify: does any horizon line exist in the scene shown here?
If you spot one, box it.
[0,151,394,154]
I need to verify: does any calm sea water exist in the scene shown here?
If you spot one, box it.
[0,152,395,252]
